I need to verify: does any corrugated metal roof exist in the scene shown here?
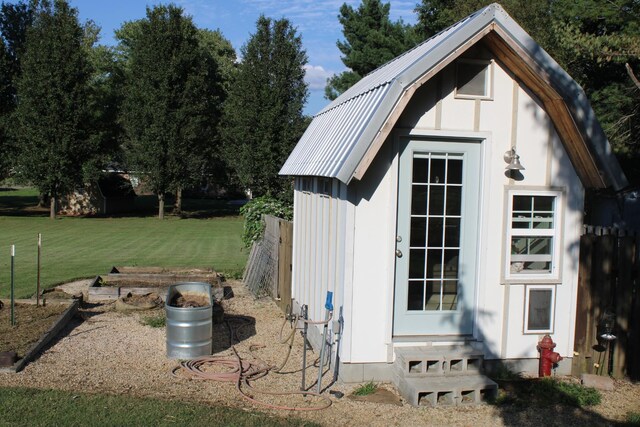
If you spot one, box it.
[280,3,627,190]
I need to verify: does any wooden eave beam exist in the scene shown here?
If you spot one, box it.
[484,29,606,189]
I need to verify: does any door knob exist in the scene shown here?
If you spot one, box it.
[395,249,403,258]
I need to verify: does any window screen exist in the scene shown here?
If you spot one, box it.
[456,61,490,98]
[525,287,554,332]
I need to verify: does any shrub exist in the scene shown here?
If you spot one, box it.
[626,411,640,425]
[239,196,292,248]
[140,314,165,328]
[352,381,377,396]
[536,378,601,407]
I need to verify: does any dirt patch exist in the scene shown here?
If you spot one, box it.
[121,293,163,307]
[115,293,164,312]
[42,290,75,300]
[0,303,67,358]
[169,292,210,308]
[348,387,402,406]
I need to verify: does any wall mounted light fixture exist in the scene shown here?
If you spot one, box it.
[504,147,525,171]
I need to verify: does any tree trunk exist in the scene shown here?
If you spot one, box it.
[174,188,182,215]
[158,192,165,219]
[38,193,49,208]
[49,196,56,220]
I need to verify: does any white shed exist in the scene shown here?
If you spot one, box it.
[279,3,627,392]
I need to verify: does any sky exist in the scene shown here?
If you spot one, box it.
[69,0,418,116]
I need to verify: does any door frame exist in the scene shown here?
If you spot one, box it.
[386,130,490,343]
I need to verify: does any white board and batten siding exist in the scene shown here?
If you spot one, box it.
[292,177,351,351]
[292,52,585,368]
[281,5,626,379]
[394,51,584,363]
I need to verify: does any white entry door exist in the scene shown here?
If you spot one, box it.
[393,139,481,336]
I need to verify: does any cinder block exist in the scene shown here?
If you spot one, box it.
[581,373,615,391]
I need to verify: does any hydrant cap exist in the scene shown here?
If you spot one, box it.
[538,334,557,350]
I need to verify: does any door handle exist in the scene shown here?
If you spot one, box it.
[395,249,403,258]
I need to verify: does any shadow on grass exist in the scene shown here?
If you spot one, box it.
[490,375,619,426]
[0,188,244,219]
[0,188,48,217]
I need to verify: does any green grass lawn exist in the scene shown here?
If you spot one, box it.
[0,188,247,298]
[0,387,318,427]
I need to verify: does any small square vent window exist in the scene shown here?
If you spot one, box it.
[524,285,555,333]
[455,60,492,99]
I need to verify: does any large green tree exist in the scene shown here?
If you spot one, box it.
[325,0,419,100]
[222,16,308,200]
[0,37,10,178]
[0,0,33,179]
[85,41,125,174]
[119,4,224,218]
[13,0,93,219]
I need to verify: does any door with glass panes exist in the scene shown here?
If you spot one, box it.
[394,139,481,336]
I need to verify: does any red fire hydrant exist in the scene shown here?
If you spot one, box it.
[537,334,563,377]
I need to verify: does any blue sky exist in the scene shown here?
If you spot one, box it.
[69,0,418,116]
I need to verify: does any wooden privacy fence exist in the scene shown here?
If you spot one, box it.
[572,226,640,380]
[243,215,292,313]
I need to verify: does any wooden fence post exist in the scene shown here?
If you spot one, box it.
[573,233,594,376]
[613,235,634,378]
[277,219,293,313]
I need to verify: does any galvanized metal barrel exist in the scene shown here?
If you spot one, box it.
[165,282,213,359]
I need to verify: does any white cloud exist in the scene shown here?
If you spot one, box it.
[304,64,334,91]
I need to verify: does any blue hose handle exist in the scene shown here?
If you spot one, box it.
[325,291,333,311]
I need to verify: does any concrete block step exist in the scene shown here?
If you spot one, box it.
[395,374,498,407]
[395,346,484,376]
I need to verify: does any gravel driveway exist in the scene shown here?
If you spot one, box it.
[1,280,638,426]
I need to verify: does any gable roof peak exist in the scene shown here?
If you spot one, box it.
[280,2,627,190]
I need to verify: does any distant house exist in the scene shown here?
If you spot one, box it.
[279,3,627,397]
[61,173,136,216]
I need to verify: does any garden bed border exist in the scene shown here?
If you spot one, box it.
[0,298,80,373]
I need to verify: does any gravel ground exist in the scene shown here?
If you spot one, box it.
[1,279,638,426]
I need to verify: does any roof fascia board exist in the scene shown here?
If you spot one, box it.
[351,23,496,182]
[489,25,627,189]
[337,81,404,183]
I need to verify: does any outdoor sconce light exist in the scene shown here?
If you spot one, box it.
[598,310,616,342]
[504,147,525,171]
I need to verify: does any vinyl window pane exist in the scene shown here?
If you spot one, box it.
[527,289,553,330]
[457,63,488,97]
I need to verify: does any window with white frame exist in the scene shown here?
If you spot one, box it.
[504,188,563,283]
[524,285,555,333]
[455,59,493,99]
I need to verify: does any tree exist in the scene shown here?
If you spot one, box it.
[13,0,93,219]
[0,0,33,179]
[222,16,308,200]
[85,42,125,174]
[548,0,640,179]
[193,28,237,200]
[0,37,10,177]
[325,0,419,100]
[119,5,224,218]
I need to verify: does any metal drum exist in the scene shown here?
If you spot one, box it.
[165,282,213,359]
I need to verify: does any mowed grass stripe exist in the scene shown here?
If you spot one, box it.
[0,216,246,298]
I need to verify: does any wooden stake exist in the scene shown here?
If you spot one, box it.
[10,244,15,326]
[37,233,41,307]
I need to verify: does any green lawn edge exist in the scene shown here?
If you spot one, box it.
[0,387,320,427]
